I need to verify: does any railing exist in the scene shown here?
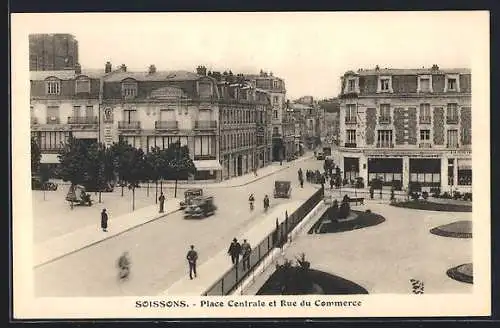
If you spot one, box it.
[419,117,431,124]
[155,121,179,130]
[118,121,141,130]
[345,117,357,124]
[67,116,98,124]
[203,187,324,296]
[193,154,216,160]
[344,142,357,148]
[419,143,432,148]
[446,143,460,148]
[379,116,391,124]
[446,116,459,124]
[194,120,217,129]
[376,142,394,148]
[46,116,60,124]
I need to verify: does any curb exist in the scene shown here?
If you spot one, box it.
[34,207,181,268]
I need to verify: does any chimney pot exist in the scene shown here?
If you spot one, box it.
[75,63,81,75]
[120,64,127,72]
[105,61,112,73]
[149,65,156,74]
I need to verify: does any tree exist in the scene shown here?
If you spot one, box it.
[115,145,145,211]
[110,139,134,197]
[85,142,115,202]
[164,141,196,198]
[58,136,91,186]
[31,136,41,175]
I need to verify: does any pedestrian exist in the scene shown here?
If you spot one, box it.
[117,251,130,280]
[158,192,165,213]
[241,239,252,271]
[300,178,304,188]
[330,176,334,190]
[228,238,241,265]
[101,208,108,232]
[186,245,198,280]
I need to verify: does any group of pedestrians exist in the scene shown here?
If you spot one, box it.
[228,238,253,271]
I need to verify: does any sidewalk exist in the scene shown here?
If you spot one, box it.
[34,198,181,268]
[161,200,304,296]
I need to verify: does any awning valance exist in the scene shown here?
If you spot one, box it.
[41,153,60,164]
[193,160,222,171]
[458,159,472,170]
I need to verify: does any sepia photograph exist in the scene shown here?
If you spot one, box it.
[11,11,490,319]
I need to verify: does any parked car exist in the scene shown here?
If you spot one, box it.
[31,177,58,191]
[180,188,204,209]
[65,184,92,206]
[274,180,292,198]
[184,196,217,219]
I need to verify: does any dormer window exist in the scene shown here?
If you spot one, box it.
[343,76,359,94]
[273,80,279,88]
[377,76,393,93]
[75,77,91,94]
[122,81,137,99]
[348,80,355,92]
[417,75,433,93]
[444,74,460,92]
[45,79,61,95]
[198,81,213,98]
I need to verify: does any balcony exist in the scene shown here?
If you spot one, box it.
[193,154,217,160]
[155,121,179,130]
[419,117,431,124]
[446,143,460,148]
[118,121,141,130]
[376,142,394,148]
[68,116,98,125]
[46,116,60,124]
[446,116,459,124]
[379,116,391,124]
[418,142,432,148]
[194,120,217,130]
[345,117,357,124]
[344,142,357,148]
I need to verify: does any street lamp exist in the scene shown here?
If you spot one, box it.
[352,164,357,197]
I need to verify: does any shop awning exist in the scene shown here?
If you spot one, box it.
[193,160,222,171]
[458,159,472,170]
[41,153,60,164]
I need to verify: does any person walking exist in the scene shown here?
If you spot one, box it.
[227,238,241,265]
[101,208,108,232]
[263,195,270,212]
[186,245,198,280]
[158,192,165,213]
[330,175,335,190]
[241,239,252,271]
[117,251,130,280]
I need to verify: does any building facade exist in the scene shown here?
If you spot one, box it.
[29,34,79,71]
[319,98,340,145]
[101,63,222,181]
[30,64,102,172]
[337,65,471,192]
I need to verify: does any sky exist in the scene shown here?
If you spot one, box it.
[14,11,487,100]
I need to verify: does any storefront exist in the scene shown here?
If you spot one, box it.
[409,158,441,187]
[193,160,222,181]
[367,158,403,186]
[458,159,472,186]
[343,157,359,182]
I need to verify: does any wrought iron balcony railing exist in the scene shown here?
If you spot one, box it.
[344,142,357,148]
[446,116,459,124]
[345,117,357,124]
[67,116,98,124]
[379,116,391,124]
[419,116,431,124]
[118,121,141,130]
[155,121,179,130]
[446,143,460,148]
[376,142,394,148]
[194,120,217,129]
[418,142,432,148]
[46,116,60,124]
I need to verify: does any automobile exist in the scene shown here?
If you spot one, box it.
[31,177,58,191]
[316,152,325,160]
[273,180,292,198]
[180,188,204,209]
[183,196,217,219]
[65,184,92,206]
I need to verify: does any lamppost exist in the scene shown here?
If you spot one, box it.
[352,164,357,197]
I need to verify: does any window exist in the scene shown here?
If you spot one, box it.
[273,110,278,119]
[46,80,61,95]
[46,106,60,124]
[380,104,391,123]
[420,129,430,141]
[347,79,355,92]
[447,78,457,91]
[419,104,431,123]
[273,127,279,136]
[198,82,212,98]
[447,129,459,148]
[346,104,357,123]
[346,130,356,144]
[123,110,137,123]
[377,130,393,147]
[72,105,81,118]
[120,136,141,148]
[445,74,460,92]
[194,135,215,158]
[419,77,431,92]
[122,82,137,98]
[273,80,279,88]
[85,106,93,118]
[380,79,390,91]
[446,103,459,123]
[75,78,91,93]
[273,96,279,104]
[39,131,70,151]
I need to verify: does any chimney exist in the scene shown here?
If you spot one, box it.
[375,65,380,71]
[75,63,81,75]
[148,65,156,74]
[105,61,112,73]
[196,65,207,76]
[431,64,439,71]
[120,64,127,72]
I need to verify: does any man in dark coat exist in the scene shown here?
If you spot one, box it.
[241,239,252,271]
[186,245,198,280]
[158,192,165,213]
[101,208,108,232]
[228,238,241,265]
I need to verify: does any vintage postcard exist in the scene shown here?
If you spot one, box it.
[11,11,490,319]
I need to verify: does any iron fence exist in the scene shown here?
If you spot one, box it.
[203,187,324,296]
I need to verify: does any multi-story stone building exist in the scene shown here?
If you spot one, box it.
[30,64,102,172]
[215,71,272,179]
[337,65,471,192]
[244,71,291,161]
[101,63,222,181]
[29,34,79,71]
[319,98,340,145]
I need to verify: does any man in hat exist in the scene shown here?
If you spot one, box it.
[186,245,198,280]
[227,238,241,265]
[241,239,252,271]
[101,208,108,232]
[158,192,165,213]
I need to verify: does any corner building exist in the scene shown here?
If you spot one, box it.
[337,66,471,192]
